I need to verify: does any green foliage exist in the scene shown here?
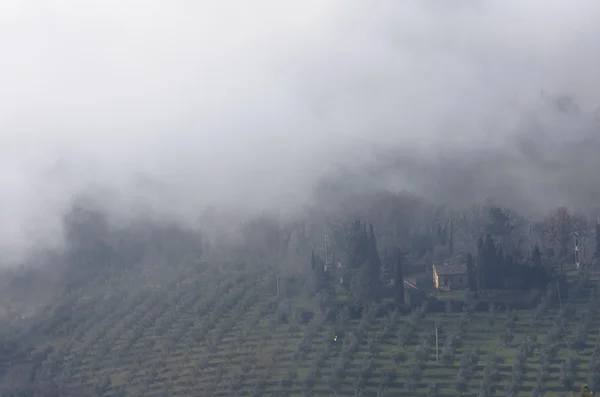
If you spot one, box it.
[5,192,600,396]
[394,249,405,306]
[532,244,543,266]
[466,252,477,292]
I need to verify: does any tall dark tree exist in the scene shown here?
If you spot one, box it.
[394,249,405,307]
[496,245,504,269]
[343,219,369,298]
[347,219,369,269]
[344,220,383,305]
[546,206,573,261]
[350,262,373,306]
[532,245,543,268]
[594,221,600,259]
[311,251,326,294]
[381,248,393,283]
[477,237,485,293]
[448,219,455,254]
[482,234,498,289]
[436,223,447,246]
[466,253,477,292]
[486,207,513,240]
[367,224,382,301]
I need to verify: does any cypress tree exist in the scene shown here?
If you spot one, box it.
[477,237,485,292]
[348,219,369,269]
[448,219,454,254]
[482,234,496,289]
[312,252,325,294]
[532,245,542,268]
[595,221,600,259]
[368,224,382,301]
[346,219,374,304]
[394,249,405,306]
[350,262,373,306]
[466,253,477,292]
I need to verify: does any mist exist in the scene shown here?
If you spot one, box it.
[2,0,600,263]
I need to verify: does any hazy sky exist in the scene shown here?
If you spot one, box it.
[1,0,600,261]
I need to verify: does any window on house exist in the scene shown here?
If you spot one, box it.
[459,277,463,283]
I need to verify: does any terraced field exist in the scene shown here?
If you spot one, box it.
[8,263,598,397]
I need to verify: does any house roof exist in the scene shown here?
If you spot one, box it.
[404,280,419,290]
[434,262,467,276]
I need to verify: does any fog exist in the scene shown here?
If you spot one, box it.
[1,0,600,262]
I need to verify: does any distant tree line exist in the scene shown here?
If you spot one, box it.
[309,209,571,309]
[29,190,600,312]
[476,234,555,292]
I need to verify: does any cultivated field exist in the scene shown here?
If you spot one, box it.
[13,264,598,397]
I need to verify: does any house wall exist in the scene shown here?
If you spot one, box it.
[437,273,468,290]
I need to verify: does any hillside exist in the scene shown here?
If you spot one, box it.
[4,2,600,396]
[0,258,598,397]
[1,195,599,397]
